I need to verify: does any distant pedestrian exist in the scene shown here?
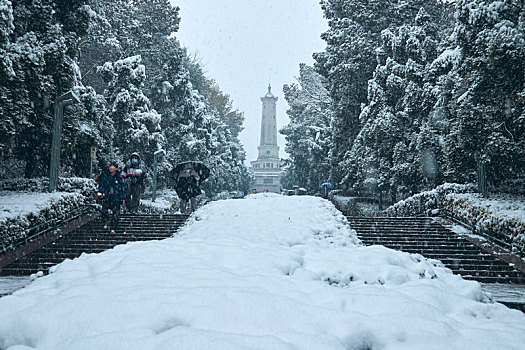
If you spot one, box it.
[122,152,147,213]
[171,161,210,214]
[320,182,334,199]
[97,162,127,229]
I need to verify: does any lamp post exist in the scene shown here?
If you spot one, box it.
[90,146,97,178]
[48,91,81,192]
[477,159,487,198]
[152,149,165,202]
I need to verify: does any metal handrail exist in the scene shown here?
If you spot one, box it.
[3,205,94,253]
[437,208,524,258]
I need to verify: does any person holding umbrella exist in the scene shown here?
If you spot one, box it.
[320,182,334,199]
[171,161,210,214]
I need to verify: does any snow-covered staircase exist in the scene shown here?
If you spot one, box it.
[0,214,189,276]
[348,216,525,285]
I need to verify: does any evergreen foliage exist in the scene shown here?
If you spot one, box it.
[280,0,524,199]
[281,64,332,192]
[443,0,525,188]
[0,0,90,178]
[0,0,249,196]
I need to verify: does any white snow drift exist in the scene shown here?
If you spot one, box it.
[1,194,524,349]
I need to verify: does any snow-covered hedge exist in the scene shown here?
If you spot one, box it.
[0,177,97,195]
[137,189,183,214]
[385,183,476,216]
[1,193,91,253]
[385,183,525,254]
[139,198,178,215]
[0,177,97,252]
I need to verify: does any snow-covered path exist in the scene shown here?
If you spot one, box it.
[1,194,524,349]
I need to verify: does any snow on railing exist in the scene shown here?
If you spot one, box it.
[384,183,525,257]
[0,192,93,254]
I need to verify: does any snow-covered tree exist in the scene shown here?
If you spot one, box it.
[443,0,525,190]
[98,55,163,165]
[0,0,90,178]
[1,0,249,196]
[83,0,249,195]
[202,78,245,139]
[346,6,448,201]
[281,64,333,192]
[315,0,452,191]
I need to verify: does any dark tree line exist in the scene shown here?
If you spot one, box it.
[281,0,525,198]
[0,0,250,195]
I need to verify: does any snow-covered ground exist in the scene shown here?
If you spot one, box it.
[1,194,524,349]
[0,276,31,296]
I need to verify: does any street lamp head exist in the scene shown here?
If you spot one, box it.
[154,149,166,157]
[55,91,81,106]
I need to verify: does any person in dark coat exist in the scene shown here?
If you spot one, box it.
[97,162,127,229]
[174,162,201,214]
[122,152,148,213]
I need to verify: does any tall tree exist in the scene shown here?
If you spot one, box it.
[314,0,450,187]
[0,0,90,177]
[281,64,332,192]
[98,55,163,164]
[443,0,525,189]
[346,6,448,200]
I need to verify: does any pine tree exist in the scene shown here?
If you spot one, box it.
[315,0,451,190]
[443,0,525,189]
[281,64,332,192]
[0,0,90,178]
[354,7,447,199]
[98,55,163,165]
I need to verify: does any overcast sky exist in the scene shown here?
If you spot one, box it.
[170,0,328,164]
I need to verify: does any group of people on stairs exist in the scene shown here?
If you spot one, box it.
[95,152,209,229]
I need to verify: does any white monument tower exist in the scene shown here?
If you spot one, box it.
[250,84,281,193]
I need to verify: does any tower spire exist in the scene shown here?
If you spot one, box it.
[250,84,281,193]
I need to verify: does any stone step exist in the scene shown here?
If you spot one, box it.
[359,238,474,245]
[439,258,512,267]
[348,215,525,287]
[350,225,445,230]
[80,224,185,230]
[370,246,488,254]
[461,275,523,284]
[57,233,174,240]
[38,242,162,251]
[362,243,480,250]
[1,214,189,276]
[451,268,523,276]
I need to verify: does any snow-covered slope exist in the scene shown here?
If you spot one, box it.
[0,191,90,252]
[1,194,524,349]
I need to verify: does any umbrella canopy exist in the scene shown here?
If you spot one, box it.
[171,161,210,181]
[320,182,334,189]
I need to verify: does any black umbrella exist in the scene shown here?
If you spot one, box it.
[171,161,210,181]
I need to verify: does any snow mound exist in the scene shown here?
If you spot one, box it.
[0,191,90,252]
[1,194,524,349]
